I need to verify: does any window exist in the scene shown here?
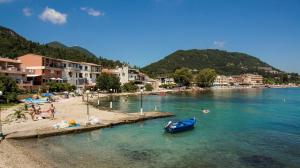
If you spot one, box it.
[79,66,82,70]
[90,73,92,78]
[69,72,73,77]
[85,66,88,71]
[79,73,83,78]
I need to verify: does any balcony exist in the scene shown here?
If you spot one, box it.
[0,66,26,74]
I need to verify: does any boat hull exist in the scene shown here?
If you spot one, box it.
[165,118,196,133]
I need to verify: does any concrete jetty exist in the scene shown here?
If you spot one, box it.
[5,112,174,140]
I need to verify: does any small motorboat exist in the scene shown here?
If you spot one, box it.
[164,117,196,133]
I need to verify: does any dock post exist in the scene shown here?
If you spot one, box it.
[140,89,144,115]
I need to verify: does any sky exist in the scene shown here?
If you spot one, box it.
[0,0,300,73]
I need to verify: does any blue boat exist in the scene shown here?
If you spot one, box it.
[164,117,196,133]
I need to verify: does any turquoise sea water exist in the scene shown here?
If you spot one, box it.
[17,88,300,168]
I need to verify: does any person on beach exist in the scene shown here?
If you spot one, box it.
[46,103,56,119]
[28,104,39,121]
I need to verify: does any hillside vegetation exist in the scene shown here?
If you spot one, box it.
[142,49,279,77]
[0,26,122,68]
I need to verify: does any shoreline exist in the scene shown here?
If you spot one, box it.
[0,94,173,167]
[1,95,173,139]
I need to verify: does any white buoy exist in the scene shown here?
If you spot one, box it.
[154,105,157,111]
[97,99,100,106]
[110,101,113,109]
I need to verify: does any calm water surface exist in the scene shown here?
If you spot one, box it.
[16,88,300,168]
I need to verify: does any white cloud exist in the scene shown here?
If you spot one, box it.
[80,7,104,17]
[213,41,225,48]
[0,0,12,3]
[22,7,32,16]
[39,7,67,25]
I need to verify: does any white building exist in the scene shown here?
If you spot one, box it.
[116,66,129,85]
[213,75,230,86]
[61,60,101,88]
[157,77,175,86]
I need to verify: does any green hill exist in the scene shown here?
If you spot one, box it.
[142,49,280,77]
[0,26,122,68]
[47,41,68,49]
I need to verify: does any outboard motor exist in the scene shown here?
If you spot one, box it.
[164,121,172,128]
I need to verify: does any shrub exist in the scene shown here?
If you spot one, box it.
[145,83,153,91]
[48,82,76,92]
[160,83,176,89]
[122,82,138,92]
[96,73,121,92]
[0,76,19,103]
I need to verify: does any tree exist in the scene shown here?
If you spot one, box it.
[195,68,217,87]
[263,78,275,85]
[48,82,76,92]
[0,76,19,103]
[122,82,138,92]
[96,73,121,92]
[173,68,193,86]
[145,83,153,91]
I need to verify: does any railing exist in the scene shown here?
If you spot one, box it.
[0,67,26,74]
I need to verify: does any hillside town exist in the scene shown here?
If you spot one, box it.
[0,54,282,93]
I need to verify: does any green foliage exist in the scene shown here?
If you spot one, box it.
[142,49,279,77]
[173,68,193,86]
[263,78,275,85]
[96,73,121,92]
[0,26,123,68]
[160,83,176,89]
[6,107,28,122]
[195,68,217,87]
[145,83,153,91]
[0,76,19,103]
[122,82,138,92]
[48,82,76,92]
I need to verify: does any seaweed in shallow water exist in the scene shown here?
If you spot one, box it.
[119,147,159,163]
[241,155,285,168]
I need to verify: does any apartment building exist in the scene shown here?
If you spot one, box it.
[213,75,230,86]
[241,74,263,85]
[18,54,101,87]
[77,62,101,87]
[102,66,146,85]
[219,74,263,86]
[18,54,63,85]
[0,57,29,87]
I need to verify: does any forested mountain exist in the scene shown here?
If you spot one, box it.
[142,49,281,77]
[0,26,122,68]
